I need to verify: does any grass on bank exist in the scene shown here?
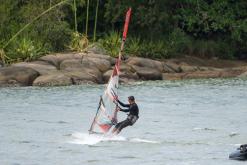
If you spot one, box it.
[98,30,235,60]
[1,26,237,65]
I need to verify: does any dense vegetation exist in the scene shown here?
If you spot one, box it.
[0,0,246,64]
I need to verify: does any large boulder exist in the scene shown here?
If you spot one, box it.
[119,63,138,73]
[120,64,139,79]
[54,53,83,62]
[0,66,39,87]
[179,65,195,72]
[163,63,176,73]
[102,70,112,82]
[197,66,209,71]
[60,59,91,71]
[12,61,57,75]
[60,59,103,83]
[131,65,162,80]
[103,63,139,83]
[84,52,115,65]
[68,68,102,84]
[33,71,72,86]
[238,71,247,78]
[39,53,84,68]
[60,58,111,72]
[33,68,103,86]
[127,57,163,72]
[65,70,101,84]
[39,54,59,67]
[179,62,199,72]
[83,56,111,72]
[163,61,182,73]
[120,71,139,82]
[39,52,115,69]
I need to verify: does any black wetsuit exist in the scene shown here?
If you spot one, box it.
[114,100,139,133]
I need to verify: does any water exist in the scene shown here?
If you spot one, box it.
[0,78,247,165]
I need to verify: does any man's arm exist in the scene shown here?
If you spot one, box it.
[119,108,130,112]
[117,100,130,108]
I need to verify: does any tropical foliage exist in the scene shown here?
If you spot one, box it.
[0,0,246,63]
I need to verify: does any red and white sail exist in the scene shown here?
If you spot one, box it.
[89,8,132,134]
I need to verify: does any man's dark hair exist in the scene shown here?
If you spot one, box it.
[128,96,135,101]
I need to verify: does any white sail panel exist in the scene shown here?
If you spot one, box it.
[88,8,131,134]
[89,60,120,134]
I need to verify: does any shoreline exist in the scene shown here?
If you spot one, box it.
[0,52,247,87]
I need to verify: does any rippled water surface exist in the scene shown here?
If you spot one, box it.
[0,78,247,165]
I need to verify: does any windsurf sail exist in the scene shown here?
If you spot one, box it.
[89,8,132,134]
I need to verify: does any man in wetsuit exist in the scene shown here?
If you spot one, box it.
[112,96,139,135]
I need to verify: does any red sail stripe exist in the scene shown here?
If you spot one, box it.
[89,8,132,134]
[123,8,132,41]
[98,124,112,133]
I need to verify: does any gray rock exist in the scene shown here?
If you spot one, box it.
[66,70,101,84]
[127,57,163,72]
[12,61,57,75]
[60,59,88,71]
[33,71,72,86]
[39,54,60,68]
[131,65,162,80]
[179,65,198,73]
[103,63,139,82]
[84,52,115,65]
[60,58,103,83]
[164,61,181,73]
[0,66,39,87]
[197,66,211,71]
[238,71,247,78]
[163,63,176,73]
[120,71,139,81]
[39,53,84,68]
[40,52,115,69]
[83,56,111,72]
[120,63,135,72]
[60,57,111,72]
[66,68,103,84]
[103,70,112,81]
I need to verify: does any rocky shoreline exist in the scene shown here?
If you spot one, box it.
[0,52,247,87]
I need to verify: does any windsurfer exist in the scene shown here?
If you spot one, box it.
[112,96,139,134]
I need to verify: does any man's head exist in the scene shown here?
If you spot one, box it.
[128,96,135,104]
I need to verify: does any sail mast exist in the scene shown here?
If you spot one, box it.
[119,8,132,61]
[88,96,102,133]
[88,8,132,134]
